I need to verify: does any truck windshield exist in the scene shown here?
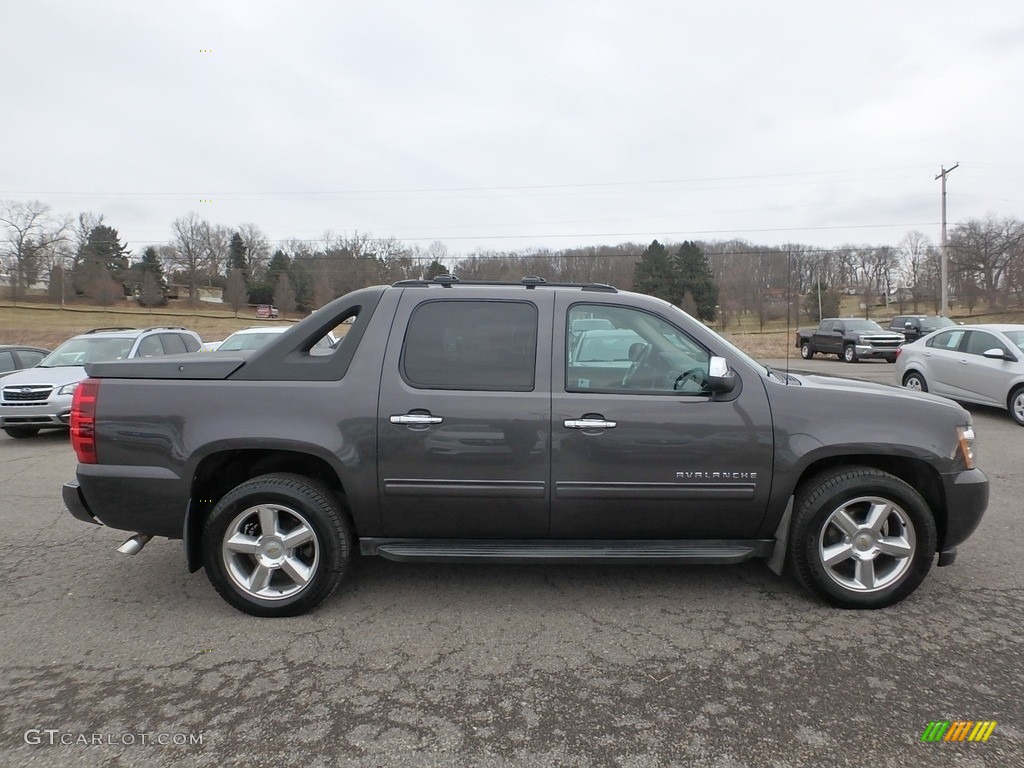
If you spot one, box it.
[843,320,885,332]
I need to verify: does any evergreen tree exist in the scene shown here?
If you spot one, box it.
[425,259,448,279]
[228,232,248,275]
[264,250,291,292]
[73,224,131,298]
[632,240,675,301]
[673,241,718,321]
[249,249,291,305]
[137,246,168,306]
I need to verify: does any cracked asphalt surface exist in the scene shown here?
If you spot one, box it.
[1,369,1021,766]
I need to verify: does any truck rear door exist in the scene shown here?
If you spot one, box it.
[376,290,553,537]
[817,320,840,354]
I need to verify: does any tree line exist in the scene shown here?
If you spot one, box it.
[2,199,1022,323]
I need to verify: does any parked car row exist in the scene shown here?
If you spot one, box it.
[0,323,336,438]
[0,327,204,438]
[788,313,1024,426]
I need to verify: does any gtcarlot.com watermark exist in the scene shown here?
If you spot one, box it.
[24,729,205,747]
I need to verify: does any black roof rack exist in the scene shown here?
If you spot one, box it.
[392,275,618,293]
[84,326,190,335]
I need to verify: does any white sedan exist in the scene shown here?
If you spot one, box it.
[895,323,1024,425]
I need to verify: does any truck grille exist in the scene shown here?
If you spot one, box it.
[2,385,53,402]
[861,336,902,350]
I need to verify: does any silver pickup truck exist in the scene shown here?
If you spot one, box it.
[63,277,988,616]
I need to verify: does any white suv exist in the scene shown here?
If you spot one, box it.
[0,326,202,438]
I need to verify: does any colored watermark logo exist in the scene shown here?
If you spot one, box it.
[920,721,996,743]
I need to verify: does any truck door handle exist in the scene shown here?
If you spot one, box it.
[390,413,443,425]
[564,417,617,430]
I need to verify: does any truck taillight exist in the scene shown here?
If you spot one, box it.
[71,379,100,464]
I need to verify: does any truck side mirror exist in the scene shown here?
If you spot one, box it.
[706,356,737,394]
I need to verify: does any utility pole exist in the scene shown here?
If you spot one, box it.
[935,163,958,317]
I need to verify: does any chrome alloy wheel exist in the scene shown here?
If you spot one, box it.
[817,495,916,592]
[221,503,320,600]
[1011,389,1024,424]
[904,375,924,392]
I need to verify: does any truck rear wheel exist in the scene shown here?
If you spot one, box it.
[201,473,351,617]
[800,342,813,359]
[788,468,936,609]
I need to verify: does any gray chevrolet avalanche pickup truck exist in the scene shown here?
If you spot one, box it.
[63,277,988,617]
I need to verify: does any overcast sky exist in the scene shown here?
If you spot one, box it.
[3,0,1023,260]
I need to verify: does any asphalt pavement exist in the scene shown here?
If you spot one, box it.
[1,397,1021,767]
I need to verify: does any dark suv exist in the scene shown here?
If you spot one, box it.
[887,315,956,343]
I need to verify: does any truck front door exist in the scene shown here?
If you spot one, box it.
[377,291,553,538]
[551,298,774,538]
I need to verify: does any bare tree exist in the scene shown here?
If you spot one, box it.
[167,213,210,306]
[273,273,297,314]
[237,222,271,280]
[897,231,934,312]
[201,224,232,283]
[224,268,248,316]
[950,216,1024,310]
[91,267,123,306]
[0,200,70,301]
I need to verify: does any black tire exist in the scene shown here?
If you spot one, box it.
[788,467,936,609]
[3,426,41,438]
[202,472,352,617]
[884,354,897,364]
[902,371,928,393]
[843,344,858,363]
[1008,386,1024,427]
[800,342,813,360]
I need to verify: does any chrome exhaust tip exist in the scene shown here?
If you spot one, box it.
[117,534,153,556]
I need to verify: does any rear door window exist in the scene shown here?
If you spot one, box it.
[159,333,188,355]
[179,334,201,353]
[401,300,538,391]
[927,329,966,351]
[17,349,46,367]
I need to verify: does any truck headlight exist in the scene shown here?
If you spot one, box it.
[956,425,976,469]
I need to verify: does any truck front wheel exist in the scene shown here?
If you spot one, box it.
[788,468,936,609]
[843,345,858,363]
[202,473,351,617]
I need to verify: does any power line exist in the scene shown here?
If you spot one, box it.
[0,164,941,199]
